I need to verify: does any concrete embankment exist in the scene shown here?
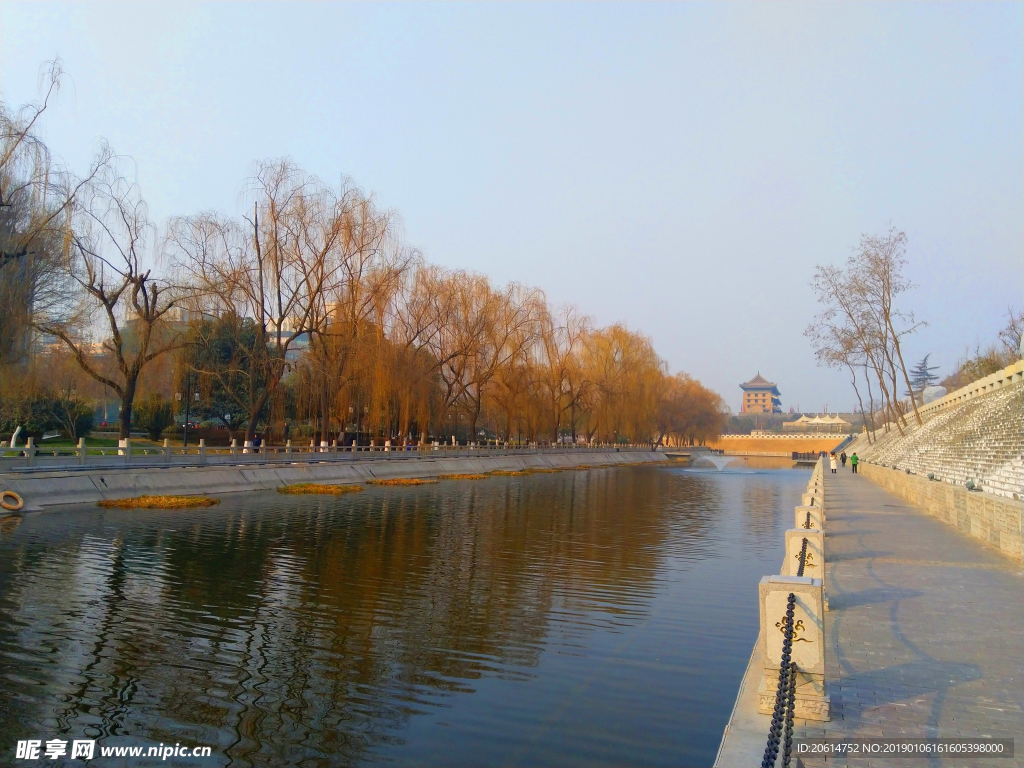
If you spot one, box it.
[0,451,663,510]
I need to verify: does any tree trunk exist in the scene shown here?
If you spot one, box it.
[118,375,139,439]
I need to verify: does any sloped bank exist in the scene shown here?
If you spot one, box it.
[0,451,664,510]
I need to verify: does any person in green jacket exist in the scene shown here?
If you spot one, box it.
[850,453,858,474]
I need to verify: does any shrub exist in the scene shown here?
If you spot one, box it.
[0,393,94,439]
[134,394,174,441]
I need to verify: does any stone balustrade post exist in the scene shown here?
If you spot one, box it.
[78,437,87,465]
[757,575,830,721]
[286,440,293,459]
[25,437,35,467]
[795,504,824,531]
[385,439,391,453]
[198,439,207,465]
[230,439,238,456]
[782,529,825,581]
[121,438,131,464]
[164,438,172,464]
[801,492,823,508]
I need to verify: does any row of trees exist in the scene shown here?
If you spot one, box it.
[1,62,727,447]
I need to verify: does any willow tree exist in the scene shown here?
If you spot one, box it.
[0,60,103,388]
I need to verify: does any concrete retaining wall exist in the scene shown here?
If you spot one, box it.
[0,451,664,510]
[860,463,1023,563]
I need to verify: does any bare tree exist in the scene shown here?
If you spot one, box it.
[34,159,181,438]
[850,228,924,425]
[808,227,924,436]
[998,306,1024,358]
[170,160,354,445]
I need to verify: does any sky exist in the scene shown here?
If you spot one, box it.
[1,2,1020,414]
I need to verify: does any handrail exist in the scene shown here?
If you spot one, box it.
[762,459,821,766]
[0,438,655,473]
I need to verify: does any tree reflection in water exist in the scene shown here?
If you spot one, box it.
[0,465,807,767]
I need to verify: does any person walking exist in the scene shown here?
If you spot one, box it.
[829,452,837,473]
[850,452,858,474]
[840,451,847,467]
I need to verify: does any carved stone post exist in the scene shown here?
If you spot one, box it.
[782,529,825,581]
[794,505,824,531]
[757,575,830,721]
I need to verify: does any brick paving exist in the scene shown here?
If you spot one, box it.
[799,469,1024,767]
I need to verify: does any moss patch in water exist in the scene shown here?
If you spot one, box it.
[98,495,220,509]
[277,484,365,495]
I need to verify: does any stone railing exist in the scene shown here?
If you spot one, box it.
[756,456,830,743]
[0,438,651,473]
[717,433,851,440]
[918,359,1024,417]
[864,359,1023,436]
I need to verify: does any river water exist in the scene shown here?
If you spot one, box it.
[0,461,805,767]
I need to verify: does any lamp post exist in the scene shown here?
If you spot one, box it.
[178,372,196,448]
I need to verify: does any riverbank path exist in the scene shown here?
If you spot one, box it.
[802,468,1024,767]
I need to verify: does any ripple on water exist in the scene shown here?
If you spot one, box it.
[0,465,806,766]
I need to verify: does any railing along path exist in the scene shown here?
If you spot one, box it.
[758,457,829,766]
[0,438,653,474]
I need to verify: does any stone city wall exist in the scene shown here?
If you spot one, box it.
[859,463,1023,563]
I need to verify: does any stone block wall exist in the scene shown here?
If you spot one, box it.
[848,370,1022,500]
[860,463,1023,563]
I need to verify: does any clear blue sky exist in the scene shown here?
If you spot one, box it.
[1,2,1020,413]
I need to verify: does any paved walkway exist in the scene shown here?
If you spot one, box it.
[801,469,1024,767]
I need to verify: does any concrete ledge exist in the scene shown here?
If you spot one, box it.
[860,463,1023,563]
[714,635,769,768]
[0,451,663,510]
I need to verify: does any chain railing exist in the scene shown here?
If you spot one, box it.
[796,538,809,577]
[762,592,798,768]
[762,498,814,767]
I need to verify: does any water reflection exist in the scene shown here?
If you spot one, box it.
[0,465,807,767]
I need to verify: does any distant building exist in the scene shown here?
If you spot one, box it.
[740,373,781,413]
[782,414,852,433]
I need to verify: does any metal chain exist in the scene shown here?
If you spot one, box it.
[761,593,798,768]
[782,653,797,767]
[796,538,809,577]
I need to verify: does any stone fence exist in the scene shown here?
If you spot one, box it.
[915,359,1024,418]
[755,459,831,731]
[0,438,650,473]
[859,463,1022,563]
